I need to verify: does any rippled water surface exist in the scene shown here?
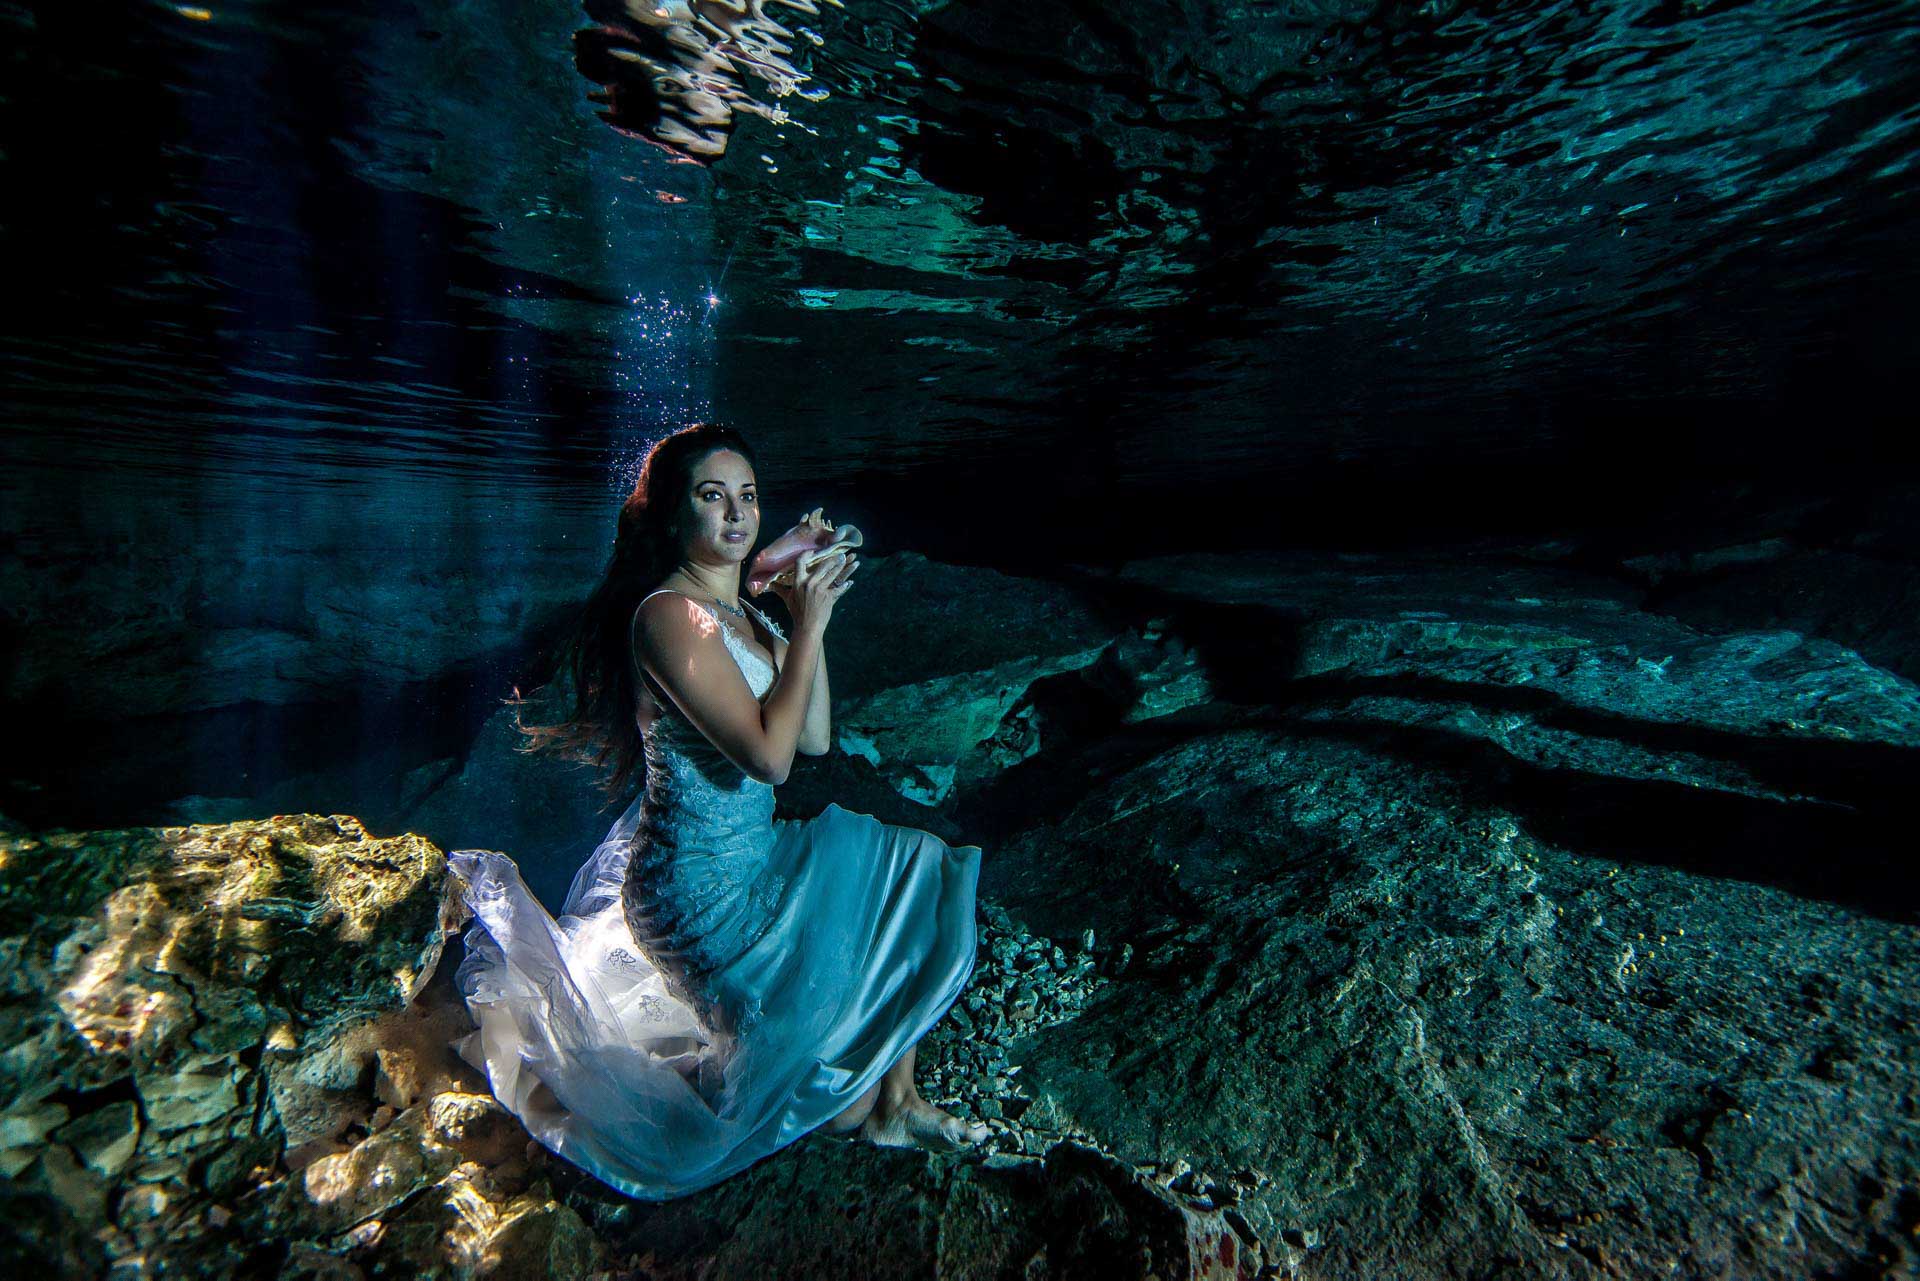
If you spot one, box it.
[4,0,1918,549]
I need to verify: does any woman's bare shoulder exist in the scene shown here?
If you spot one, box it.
[629,588,776,780]
[634,590,720,649]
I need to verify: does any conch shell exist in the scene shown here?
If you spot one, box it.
[746,508,863,596]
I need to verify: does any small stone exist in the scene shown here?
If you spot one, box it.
[139,1062,242,1133]
[117,1183,172,1225]
[54,1101,141,1178]
[1,1100,72,1177]
[983,1151,1040,1169]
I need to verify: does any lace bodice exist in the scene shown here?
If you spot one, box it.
[623,590,792,1028]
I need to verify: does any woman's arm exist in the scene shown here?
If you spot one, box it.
[768,632,830,755]
[635,595,824,785]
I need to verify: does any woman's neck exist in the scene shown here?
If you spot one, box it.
[666,561,741,608]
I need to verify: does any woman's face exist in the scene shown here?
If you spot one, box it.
[677,448,760,566]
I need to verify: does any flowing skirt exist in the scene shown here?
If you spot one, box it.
[448,798,982,1200]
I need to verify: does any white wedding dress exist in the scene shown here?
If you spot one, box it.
[449,591,982,1199]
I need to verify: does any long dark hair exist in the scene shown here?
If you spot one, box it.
[513,423,760,804]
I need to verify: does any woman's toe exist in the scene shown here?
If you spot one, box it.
[938,1111,989,1145]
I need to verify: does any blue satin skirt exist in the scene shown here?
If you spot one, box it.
[450,801,982,1200]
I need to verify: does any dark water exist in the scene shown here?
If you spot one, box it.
[3,0,1919,824]
[6,0,1918,545]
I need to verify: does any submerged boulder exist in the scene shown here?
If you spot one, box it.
[1643,546,1920,683]
[0,813,607,1279]
[0,532,598,721]
[834,645,1110,804]
[811,554,1222,807]
[817,551,1127,806]
[954,549,1920,1279]
[977,717,1920,1277]
[0,806,1282,1279]
[6,548,1919,1279]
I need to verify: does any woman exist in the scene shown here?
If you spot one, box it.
[450,423,988,1203]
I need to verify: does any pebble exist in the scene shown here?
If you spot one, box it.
[921,905,1232,1234]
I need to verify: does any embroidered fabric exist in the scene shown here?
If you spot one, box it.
[621,590,788,1035]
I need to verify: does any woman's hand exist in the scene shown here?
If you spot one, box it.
[770,508,851,614]
[786,543,857,636]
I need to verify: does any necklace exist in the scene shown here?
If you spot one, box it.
[662,573,749,621]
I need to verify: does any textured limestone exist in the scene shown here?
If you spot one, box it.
[1644,545,1920,683]
[0,814,607,1280]
[977,719,1920,1277]
[0,532,597,721]
[7,549,1920,1278]
[951,550,1920,1279]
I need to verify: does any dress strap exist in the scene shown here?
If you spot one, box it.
[739,598,787,641]
[638,588,785,642]
[636,588,727,634]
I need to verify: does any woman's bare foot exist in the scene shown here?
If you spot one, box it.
[859,1095,990,1151]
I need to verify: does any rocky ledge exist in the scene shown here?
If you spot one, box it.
[0,814,599,1278]
[5,548,1920,1278]
[0,814,1257,1279]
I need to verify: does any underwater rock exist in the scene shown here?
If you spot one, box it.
[0,538,595,721]
[0,813,610,1279]
[831,617,1220,807]
[805,552,1231,807]
[395,700,623,911]
[573,1127,1262,1279]
[1623,538,1799,585]
[1082,618,1216,724]
[974,710,1920,1279]
[834,646,1107,805]
[801,550,1119,703]
[1089,550,1920,806]
[1106,549,1647,620]
[1645,546,1920,683]
[758,551,1124,806]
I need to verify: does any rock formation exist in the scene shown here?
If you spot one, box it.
[4,548,1918,1278]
